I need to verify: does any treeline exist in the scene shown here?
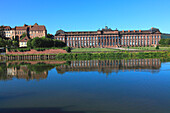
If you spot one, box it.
[159,39,170,47]
[27,37,66,48]
[0,37,18,48]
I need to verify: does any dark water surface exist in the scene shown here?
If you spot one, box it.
[0,59,170,113]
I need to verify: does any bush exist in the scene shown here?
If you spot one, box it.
[156,46,159,50]
[63,47,71,52]
[17,48,30,52]
[35,48,46,51]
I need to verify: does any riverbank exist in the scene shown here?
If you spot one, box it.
[1,51,169,61]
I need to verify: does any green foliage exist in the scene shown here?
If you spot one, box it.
[63,47,71,52]
[55,52,169,60]
[156,46,159,50]
[53,39,66,47]
[12,41,19,48]
[34,48,46,51]
[27,37,66,48]
[0,38,6,47]
[27,39,33,48]
[17,48,30,52]
[159,39,170,46]
[21,32,27,39]
[0,37,13,47]
[0,63,8,80]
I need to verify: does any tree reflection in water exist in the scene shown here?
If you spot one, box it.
[0,59,162,81]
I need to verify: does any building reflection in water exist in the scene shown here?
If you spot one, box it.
[0,59,161,80]
[56,59,161,75]
[7,65,48,81]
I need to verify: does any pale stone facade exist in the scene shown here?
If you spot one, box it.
[54,27,162,48]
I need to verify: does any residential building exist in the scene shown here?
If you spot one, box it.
[54,26,162,47]
[0,23,47,40]
[19,36,30,47]
[0,26,12,38]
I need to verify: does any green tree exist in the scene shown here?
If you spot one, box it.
[27,39,33,48]
[26,37,66,48]
[31,37,43,48]
[21,32,27,38]
[159,39,166,45]
[0,38,6,47]
[12,41,19,48]
[156,46,159,50]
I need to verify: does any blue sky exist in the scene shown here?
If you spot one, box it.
[0,0,170,34]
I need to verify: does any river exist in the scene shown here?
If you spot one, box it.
[0,58,170,113]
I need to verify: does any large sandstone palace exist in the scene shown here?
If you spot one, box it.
[54,26,161,47]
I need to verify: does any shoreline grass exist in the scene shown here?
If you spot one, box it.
[122,47,170,51]
[71,48,120,52]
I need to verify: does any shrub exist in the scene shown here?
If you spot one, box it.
[35,48,46,51]
[63,47,71,52]
[156,46,159,50]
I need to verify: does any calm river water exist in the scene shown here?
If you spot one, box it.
[0,58,170,113]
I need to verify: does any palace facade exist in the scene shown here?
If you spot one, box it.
[54,26,162,47]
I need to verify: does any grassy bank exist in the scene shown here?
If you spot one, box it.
[123,47,170,51]
[71,48,120,52]
[4,51,170,61]
[55,51,169,60]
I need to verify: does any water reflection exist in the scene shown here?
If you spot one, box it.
[0,59,161,81]
[0,60,67,81]
[0,58,170,113]
[56,59,161,75]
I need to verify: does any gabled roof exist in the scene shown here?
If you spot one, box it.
[19,36,30,42]
[30,23,46,31]
[0,26,11,30]
[15,26,27,30]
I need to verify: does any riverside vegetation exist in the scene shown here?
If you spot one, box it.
[5,51,170,61]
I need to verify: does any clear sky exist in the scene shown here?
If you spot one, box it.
[0,0,170,34]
